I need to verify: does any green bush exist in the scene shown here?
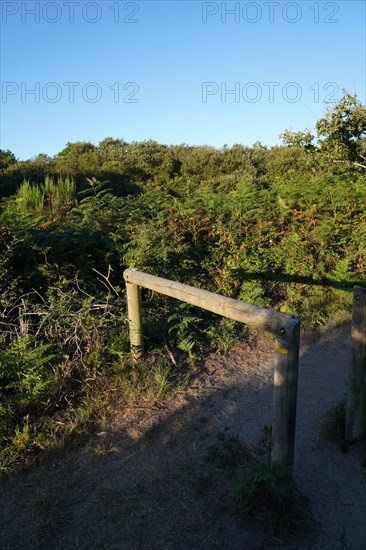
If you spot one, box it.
[0,131,366,472]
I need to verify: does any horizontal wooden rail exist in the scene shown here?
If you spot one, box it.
[123,268,301,472]
[123,269,299,342]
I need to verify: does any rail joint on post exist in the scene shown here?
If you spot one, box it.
[123,268,301,473]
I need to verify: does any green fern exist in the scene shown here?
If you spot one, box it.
[0,337,56,402]
[167,303,201,359]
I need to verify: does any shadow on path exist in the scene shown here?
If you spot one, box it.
[1,324,365,549]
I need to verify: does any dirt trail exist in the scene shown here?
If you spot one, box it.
[294,325,366,549]
[1,324,366,549]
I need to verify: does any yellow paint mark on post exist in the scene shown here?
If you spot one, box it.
[275,344,288,355]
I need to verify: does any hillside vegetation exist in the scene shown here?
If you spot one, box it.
[0,92,365,472]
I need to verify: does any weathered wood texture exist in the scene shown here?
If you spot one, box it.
[346,286,366,442]
[123,269,300,342]
[271,328,300,468]
[123,268,301,472]
[125,281,143,359]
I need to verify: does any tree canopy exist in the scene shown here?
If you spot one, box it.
[1,91,365,198]
[316,91,366,170]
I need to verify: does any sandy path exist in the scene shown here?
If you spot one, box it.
[294,326,366,549]
[198,324,366,549]
[1,324,365,549]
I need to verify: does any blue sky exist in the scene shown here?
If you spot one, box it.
[0,0,365,160]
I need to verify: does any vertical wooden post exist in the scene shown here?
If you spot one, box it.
[346,286,366,442]
[271,321,300,470]
[123,269,302,467]
[125,281,143,360]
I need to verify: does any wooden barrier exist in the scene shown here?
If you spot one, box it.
[123,268,301,470]
[125,280,143,360]
[346,286,366,441]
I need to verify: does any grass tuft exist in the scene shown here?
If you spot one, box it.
[321,399,347,440]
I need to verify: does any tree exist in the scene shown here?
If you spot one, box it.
[55,141,101,176]
[0,149,17,170]
[280,92,366,174]
[316,91,366,170]
[280,130,315,150]
[98,137,127,162]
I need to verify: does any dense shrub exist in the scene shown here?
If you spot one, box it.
[1,93,365,471]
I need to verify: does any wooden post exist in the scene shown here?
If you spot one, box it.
[346,286,366,442]
[123,268,301,470]
[125,281,143,360]
[271,321,300,470]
